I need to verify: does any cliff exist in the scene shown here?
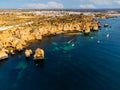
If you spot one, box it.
[0,13,111,60]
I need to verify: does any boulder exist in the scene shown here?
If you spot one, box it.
[0,51,8,60]
[34,48,44,60]
[25,49,32,58]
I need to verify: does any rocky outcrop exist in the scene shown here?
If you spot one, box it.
[0,14,111,60]
[84,26,90,34]
[0,51,8,60]
[34,32,42,40]
[104,24,109,27]
[25,49,32,58]
[95,14,113,19]
[92,23,99,31]
[16,44,23,51]
[2,48,9,54]
[98,22,101,28]
[34,48,44,60]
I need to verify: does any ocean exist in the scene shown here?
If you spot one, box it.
[0,16,120,90]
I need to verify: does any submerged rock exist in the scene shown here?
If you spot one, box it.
[0,51,8,60]
[25,49,33,58]
[34,48,44,60]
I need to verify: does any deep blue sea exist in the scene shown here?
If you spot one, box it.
[0,17,120,90]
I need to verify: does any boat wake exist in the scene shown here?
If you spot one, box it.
[67,39,74,44]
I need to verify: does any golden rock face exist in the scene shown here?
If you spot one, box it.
[92,23,99,31]
[34,48,44,60]
[25,49,33,58]
[0,51,8,60]
[84,26,90,34]
[0,12,111,60]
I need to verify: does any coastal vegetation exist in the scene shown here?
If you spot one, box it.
[0,11,111,60]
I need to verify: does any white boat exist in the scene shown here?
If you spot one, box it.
[106,34,110,38]
[97,40,100,44]
[72,44,75,47]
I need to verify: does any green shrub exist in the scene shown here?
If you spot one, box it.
[29,29,34,33]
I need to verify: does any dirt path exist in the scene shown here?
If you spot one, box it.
[0,21,33,31]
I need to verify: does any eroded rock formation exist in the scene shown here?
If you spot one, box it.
[0,51,8,60]
[34,48,44,60]
[0,13,112,60]
[25,49,33,58]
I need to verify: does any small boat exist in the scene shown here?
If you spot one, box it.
[106,34,110,38]
[90,37,94,39]
[104,24,109,27]
[72,44,75,47]
[97,40,100,44]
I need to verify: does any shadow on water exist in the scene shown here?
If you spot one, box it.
[24,52,45,67]
[34,60,45,67]
[0,59,8,67]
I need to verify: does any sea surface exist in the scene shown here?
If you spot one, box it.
[0,17,120,90]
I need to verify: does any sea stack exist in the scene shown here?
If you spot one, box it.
[34,48,44,60]
[25,49,33,58]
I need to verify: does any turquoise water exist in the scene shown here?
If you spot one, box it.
[0,17,120,90]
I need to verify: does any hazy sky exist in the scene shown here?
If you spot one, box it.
[0,0,120,9]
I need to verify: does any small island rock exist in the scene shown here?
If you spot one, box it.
[104,24,109,27]
[34,48,44,60]
[25,49,33,58]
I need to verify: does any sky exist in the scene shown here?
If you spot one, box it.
[0,0,120,9]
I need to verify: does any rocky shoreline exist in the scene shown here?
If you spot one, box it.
[0,12,112,60]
